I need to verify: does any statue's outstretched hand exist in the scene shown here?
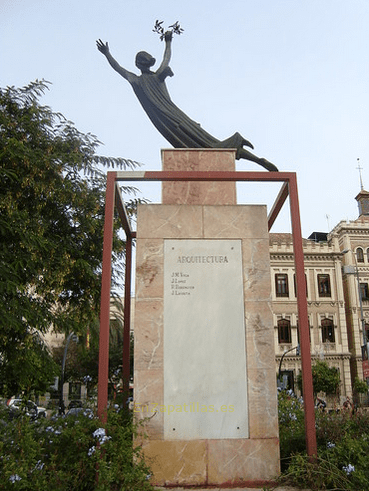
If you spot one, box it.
[96,39,109,55]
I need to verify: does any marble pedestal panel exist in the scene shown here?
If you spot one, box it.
[134,203,280,487]
[161,148,237,205]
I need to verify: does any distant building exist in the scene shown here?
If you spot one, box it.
[329,188,369,393]
[271,186,369,403]
[270,230,352,401]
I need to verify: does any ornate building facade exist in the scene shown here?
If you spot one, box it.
[271,188,369,403]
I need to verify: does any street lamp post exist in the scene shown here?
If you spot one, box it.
[278,345,300,389]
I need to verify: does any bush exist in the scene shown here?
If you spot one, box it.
[278,389,306,470]
[353,376,368,406]
[297,360,340,397]
[279,390,369,490]
[0,405,153,490]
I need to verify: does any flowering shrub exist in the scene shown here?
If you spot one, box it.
[0,405,153,490]
[279,390,369,490]
[278,389,306,470]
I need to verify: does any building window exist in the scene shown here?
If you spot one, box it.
[275,274,289,297]
[360,283,369,300]
[278,318,291,344]
[294,274,308,297]
[366,248,369,262]
[321,318,335,343]
[318,274,331,297]
[357,247,364,263]
[69,382,81,400]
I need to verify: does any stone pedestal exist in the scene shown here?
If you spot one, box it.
[134,149,279,487]
[161,148,237,205]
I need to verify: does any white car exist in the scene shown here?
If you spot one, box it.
[7,399,47,419]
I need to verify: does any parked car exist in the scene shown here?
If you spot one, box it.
[7,399,47,420]
[65,407,94,418]
[68,400,83,410]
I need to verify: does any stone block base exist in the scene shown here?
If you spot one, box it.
[141,437,280,487]
[134,150,280,487]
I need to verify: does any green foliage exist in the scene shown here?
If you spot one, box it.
[278,389,306,470]
[297,360,340,396]
[0,405,154,490]
[1,331,59,397]
[0,80,141,397]
[353,376,368,395]
[284,453,355,491]
[311,361,340,396]
[52,297,133,394]
[78,296,130,388]
[279,390,369,490]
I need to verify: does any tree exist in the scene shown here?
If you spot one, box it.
[353,376,367,395]
[0,80,140,397]
[353,376,368,406]
[297,360,341,397]
[52,296,133,402]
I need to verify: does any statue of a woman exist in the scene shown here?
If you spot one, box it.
[97,32,278,171]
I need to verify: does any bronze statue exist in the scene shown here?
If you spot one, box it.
[96,28,278,172]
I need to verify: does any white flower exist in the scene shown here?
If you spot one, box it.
[93,428,106,439]
[342,464,355,475]
[34,460,44,471]
[88,446,96,456]
[9,474,21,483]
[92,427,111,444]
[101,435,111,444]
[327,441,335,449]
[83,409,94,419]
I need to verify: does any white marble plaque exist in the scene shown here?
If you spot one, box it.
[163,239,248,440]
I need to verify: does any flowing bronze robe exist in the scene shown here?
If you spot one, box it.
[129,66,250,159]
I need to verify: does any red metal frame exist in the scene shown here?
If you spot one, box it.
[97,170,317,458]
[97,172,116,421]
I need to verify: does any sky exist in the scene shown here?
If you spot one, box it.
[2,0,369,237]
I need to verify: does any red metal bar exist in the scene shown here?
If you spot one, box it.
[288,174,317,459]
[115,170,291,182]
[268,182,289,231]
[115,182,133,237]
[97,172,117,422]
[122,235,132,400]
[142,170,289,182]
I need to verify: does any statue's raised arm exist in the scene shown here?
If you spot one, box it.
[157,31,173,73]
[96,24,278,171]
[96,39,136,84]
